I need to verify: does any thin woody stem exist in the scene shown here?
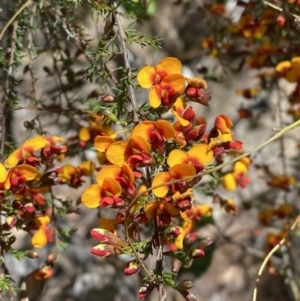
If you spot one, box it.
[252,215,300,301]
[0,0,32,41]
[113,3,139,123]
[0,20,18,300]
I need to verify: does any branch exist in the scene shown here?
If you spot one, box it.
[0,0,32,41]
[252,215,300,301]
[113,3,139,123]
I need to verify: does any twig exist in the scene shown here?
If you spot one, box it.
[0,19,18,301]
[252,216,300,301]
[262,0,300,19]
[0,0,32,41]
[1,20,18,159]
[113,3,139,123]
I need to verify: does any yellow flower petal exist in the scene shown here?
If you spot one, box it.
[155,120,175,140]
[34,216,50,227]
[172,109,189,126]
[163,74,185,93]
[222,173,237,191]
[188,144,213,165]
[94,136,115,152]
[122,163,135,184]
[96,165,121,185]
[169,164,196,179]
[132,121,154,140]
[59,164,76,182]
[275,60,291,74]
[106,141,129,166]
[79,127,91,142]
[79,161,95,176]
[149,86,162,108]
[99,217,117,234]
[168,149,188,167]
[157,57,182,75]
[4,148,25,169]
[129,135,151,153]
[22,136,47,151]
[101,177,122,196]
[137,65,156,88]
[152,172,171,198]
[32,228,47,248]
[0,163,7,183]
[15,164,41,181]
[145,202,158,219]
[81,184,101,208]
[233,161,248,173]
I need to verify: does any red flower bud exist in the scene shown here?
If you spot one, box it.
[101,94,115,103]
[6,216,17,228]
[124,259,140,275]
[176,199,192,211]
[25,250,39,259]
[91,244,123,257]
[33,265,53,280]
[23,203,35,213]
[138,282,155,300]
[176,280,194,290]
[168,226,181,240]
[185,85,198,98]
[183,233,197,251]
[90,228,124,246]
[190,248,205,259]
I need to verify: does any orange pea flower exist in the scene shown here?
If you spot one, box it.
[222,158,251,191]
[145,200,180,219]
[4,164,41,190]
[276,57,300,83]
[41,136,67,162]
[208,115,243,155]
[32,216,53,248]
[105,135,153,168]
[168,143,213,173]
[267,174,295,191]
[79,114,115,147]
[56,161,95,188]
[81,165,125,208]
[96,163,136,196]
[132,120,175,153]
[152,164,196,198]
[137,57,185,108]
[4,136,66,169]
[144,200,179,228]
[5,136,47,168]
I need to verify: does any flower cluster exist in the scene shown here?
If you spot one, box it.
[0,136,68,251]
[79,57,250,299]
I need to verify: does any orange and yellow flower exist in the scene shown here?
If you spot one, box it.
[104,135,153,168]
[132,120,175,153]
[152,164,196,198]
[137,57,185,108]
[32,215,53,248]
[222,157,251,191]
[5,136,47,168]
[168,143,213,173]
[56,161,95,188]
[276,57,300,83]
[4,164,41,190]
[81,164,128,208]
